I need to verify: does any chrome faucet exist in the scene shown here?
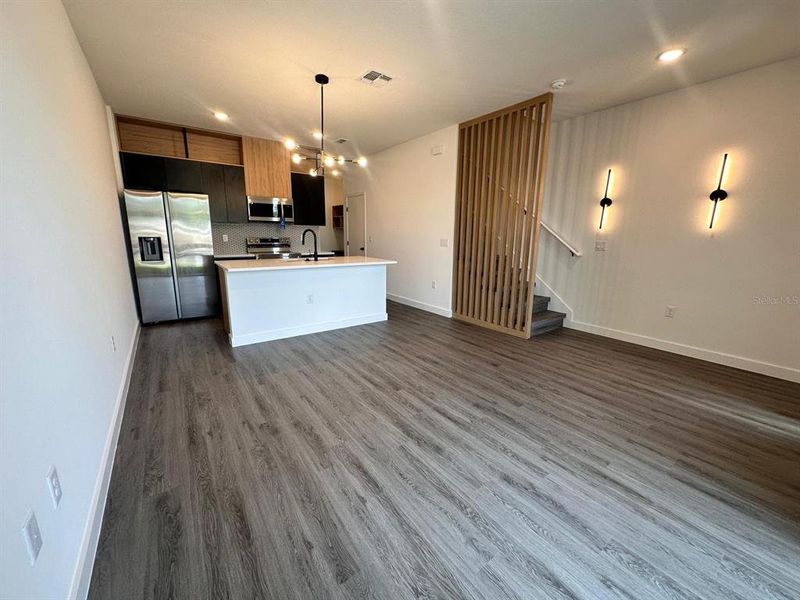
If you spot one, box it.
[301,228,318,261]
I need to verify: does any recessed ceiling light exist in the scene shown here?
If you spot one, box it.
[213,111,229,121]
[657,48,686,63]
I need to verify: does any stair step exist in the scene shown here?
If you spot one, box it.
[532,294,550,314]
[532,310,565,336]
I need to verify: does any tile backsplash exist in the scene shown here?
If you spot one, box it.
[211,222,320,256]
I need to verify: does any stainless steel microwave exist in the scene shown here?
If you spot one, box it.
[247,196,294,223]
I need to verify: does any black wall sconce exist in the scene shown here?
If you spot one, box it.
[598,169,612,229]
[708,153,729,229]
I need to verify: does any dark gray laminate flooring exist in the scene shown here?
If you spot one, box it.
[89,302,800,600]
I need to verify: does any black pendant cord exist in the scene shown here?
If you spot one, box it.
[319,82,324,173]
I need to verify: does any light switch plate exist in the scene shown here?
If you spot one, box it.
[595,240,607,252]
[440,238,448,247]
[665,305,676,318]
[23,511,42,565]
[222,234,229,242]
[46,465,62,507]
[431,144,445,156]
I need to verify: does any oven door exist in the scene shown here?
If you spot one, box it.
[247,197,281,222]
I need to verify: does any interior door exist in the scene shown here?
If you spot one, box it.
[345,193,366,256]
[166,192,219,318]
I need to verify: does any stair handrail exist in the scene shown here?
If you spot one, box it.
[540,221,582,257]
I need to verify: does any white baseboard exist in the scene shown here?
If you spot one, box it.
[387,293,452,318]
[230,313,388,347]
[69,321,141,600]
[567,319,800,383]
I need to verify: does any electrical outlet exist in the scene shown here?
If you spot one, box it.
[46,465,62,508]
[665,305,676,318]
[368,236,374,243]
[306,294,314,305]
[110,335,116,352]
[431,280,437,289]
[222,234,229,243]
[440,238,448,248]
[595,240,607,252]
[22,511,42,565]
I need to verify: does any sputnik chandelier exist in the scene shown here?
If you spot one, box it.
[283,74,367,177]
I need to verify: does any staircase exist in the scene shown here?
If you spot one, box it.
[531,295,565,336]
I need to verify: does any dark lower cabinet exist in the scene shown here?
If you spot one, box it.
[223,166,248,223]
[201,163,227,222]
[164,158,203,193]
[120,153,167,191]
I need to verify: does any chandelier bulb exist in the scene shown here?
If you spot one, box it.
[309,168,318,177]
[357,157,368,167]
[284,138,297,150]
[291,153,302,164]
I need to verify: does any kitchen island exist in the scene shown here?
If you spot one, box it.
[216,256,397,347]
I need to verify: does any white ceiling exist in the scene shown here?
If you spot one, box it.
[63,0,800,155]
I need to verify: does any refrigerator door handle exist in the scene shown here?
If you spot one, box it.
[162,192,183,318]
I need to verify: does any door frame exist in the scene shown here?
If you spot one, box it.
[344,192,367,256]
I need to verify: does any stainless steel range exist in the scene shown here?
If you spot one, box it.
[245,237,293,259]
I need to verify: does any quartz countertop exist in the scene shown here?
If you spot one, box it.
[216,256,397,273]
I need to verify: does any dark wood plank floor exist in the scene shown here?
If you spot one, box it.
[89,302,800,600]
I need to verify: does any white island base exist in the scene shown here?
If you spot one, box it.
[216,256,397,347]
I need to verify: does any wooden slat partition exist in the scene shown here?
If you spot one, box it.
[452,92,553,338]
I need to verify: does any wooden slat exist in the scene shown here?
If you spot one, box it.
[467,121,487,318]
[485,114,507,322]
[476,117,496,320]
[453,93,553,339]
[514,104,541,331]
[522,99,554,332]
[452,128,466,315]
[506,104,535,330]
[454,127,471,314]
[495,109,521,326]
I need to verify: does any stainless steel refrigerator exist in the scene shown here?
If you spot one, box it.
[123,190,219,324]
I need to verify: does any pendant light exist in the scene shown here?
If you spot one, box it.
[284,74,367,177]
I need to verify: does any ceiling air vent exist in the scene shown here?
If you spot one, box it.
[335,138,349,144]
[360,70,393,88]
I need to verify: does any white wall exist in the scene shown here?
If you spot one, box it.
[537,58,800,381]
[344,125,459,316]
[0,2,139,598]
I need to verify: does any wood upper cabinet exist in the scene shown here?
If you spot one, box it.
[186,131,242,165]
[241,136,291,198]
[117,118,185,158]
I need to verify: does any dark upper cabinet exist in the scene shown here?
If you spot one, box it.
[292,172,326,226]
[223,166,248,223]
[201,163,227,222]
[164,158,203,193]
[120,153,166,191]
[121,152,246,223]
